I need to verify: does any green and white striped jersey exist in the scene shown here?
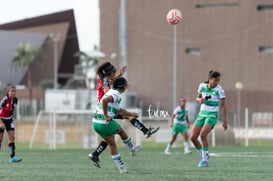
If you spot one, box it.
[173,106,188,125]
[93,89,121,124]
[197,83,225,115]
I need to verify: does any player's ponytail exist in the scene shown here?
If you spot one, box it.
[96,62,117,79]
[205,70,221,83]
[96,62,111,79]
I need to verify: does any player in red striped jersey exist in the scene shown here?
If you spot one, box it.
[0,86,22,163]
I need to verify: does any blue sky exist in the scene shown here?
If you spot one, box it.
[0,0,99,51]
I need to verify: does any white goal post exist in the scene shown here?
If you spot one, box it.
[29,109,143,149]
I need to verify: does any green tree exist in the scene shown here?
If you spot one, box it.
[12,42,43,101]
[74,51,99,66]
[74,45,101,67]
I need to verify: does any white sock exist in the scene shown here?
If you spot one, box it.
[184,142,189,152]
[112,154,125,169]
[196,148,202,157]
[165,143,172,152]
[123,137,134,151]
[202,150,209,162]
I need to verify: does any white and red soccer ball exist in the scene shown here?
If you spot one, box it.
[166,9,182,25]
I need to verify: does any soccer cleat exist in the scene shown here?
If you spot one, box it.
[184,150,192,155]
[88,153,101,168]
[145,126,160,138]
[198,160,209,168]
[131,145,141,156]
[119,167,127,174]
[10,156,22,163]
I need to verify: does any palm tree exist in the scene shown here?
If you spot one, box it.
[12,42,43,102]
[74,53,97,67]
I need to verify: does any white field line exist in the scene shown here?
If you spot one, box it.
[210,152,273,158]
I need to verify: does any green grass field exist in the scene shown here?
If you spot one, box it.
[1,145,273,181]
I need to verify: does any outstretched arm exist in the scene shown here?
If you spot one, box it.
[115,66,127,78]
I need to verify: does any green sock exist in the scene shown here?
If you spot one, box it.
[196,147,202,157]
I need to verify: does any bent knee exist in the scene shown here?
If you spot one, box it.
[200,134,207,141]
[190,135,197,142]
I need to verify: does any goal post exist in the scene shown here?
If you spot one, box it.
[29,109,143,149]
[29,110,94,149]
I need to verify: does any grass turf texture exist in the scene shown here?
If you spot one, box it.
[0,146,272,181]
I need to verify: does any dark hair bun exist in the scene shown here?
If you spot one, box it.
[208,70,221,78]
[113,77,127,89]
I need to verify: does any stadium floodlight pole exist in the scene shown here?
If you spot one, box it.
[119,0,128,107]
[173,24,177,111]
[119,0,127,78]
[50,33,61,89]
[167,9,181,111]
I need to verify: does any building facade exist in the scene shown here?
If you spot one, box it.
[0,9,79,86]
[100,0,273,121]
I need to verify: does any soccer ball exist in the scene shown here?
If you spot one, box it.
[166,9,182,25]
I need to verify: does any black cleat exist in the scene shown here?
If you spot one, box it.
[145,126,160,138]
[88,153,101,168]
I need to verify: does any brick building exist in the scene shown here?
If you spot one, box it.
[100,0,273,120]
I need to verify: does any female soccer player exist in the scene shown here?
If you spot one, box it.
[92,77,138,173]
[164,97,191,155]
[190,70,227,168]
[0,86,22,163]
[89,62,159,168]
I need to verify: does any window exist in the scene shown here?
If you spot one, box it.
[258,46,273,53]
[196,2,239,9]
[185,48,201,55]
[257,5,273,11]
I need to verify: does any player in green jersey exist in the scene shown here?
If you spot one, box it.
[92,77,139,173]
[190,70,227,168]
[89,62,159,168]
[164,97,191,155]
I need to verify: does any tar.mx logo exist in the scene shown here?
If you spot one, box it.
[147,104,170,119]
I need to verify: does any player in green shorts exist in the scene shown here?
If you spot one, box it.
[190,70,227,168]
[164,97,191,155]
[92,77,139,173]
[89,62,159,168]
